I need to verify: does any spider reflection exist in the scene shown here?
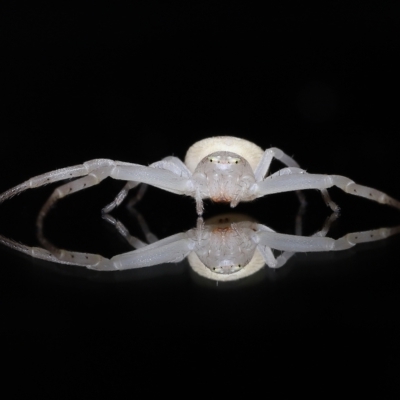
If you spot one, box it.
[1,204,398,282]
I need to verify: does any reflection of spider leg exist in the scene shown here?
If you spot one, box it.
[104,213,194,270]
[0,232,115,270]
[256,173,400,210]
[257,217,400,269]
[256,213,338,268]
[3,230,194,271]
[102,207,158,248]
[126,184,149,209]
[36,204,193,271]
[102,214,148,249]
[102,156,192,214]
[275,213,339,268]
[110,233,193,270]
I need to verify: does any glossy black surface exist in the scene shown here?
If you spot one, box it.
[1,3,399,392]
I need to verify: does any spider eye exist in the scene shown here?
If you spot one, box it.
[227,156,241,164]
[208,156,220,163]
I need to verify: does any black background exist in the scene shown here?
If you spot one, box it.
[1,2,400,394]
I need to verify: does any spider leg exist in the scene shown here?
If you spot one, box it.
[254,173,400,210]
[254,147,301,180]
[0,159,194,214]
[103,208,158,248]
[0,159,113,204]
[255,148,336,210]
[268,167,339,211]
[101,156,192,214]
[101,181,143,214]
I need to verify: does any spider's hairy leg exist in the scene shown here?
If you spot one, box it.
[255,173,400,211]
[0,159,194,214]
[255,149,337,211]
[0,159,115,204]
[37,161,116,219]
[103,207,158,247]
[254,147,301,181]
[101,181,141,214]
[101,156,191,214]
[265,168,339,212]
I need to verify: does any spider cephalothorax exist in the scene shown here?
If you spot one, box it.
[192,151,257,206]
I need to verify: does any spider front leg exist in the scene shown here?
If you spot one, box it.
[267,167,339,211]
[0,159,195,215]
[255,147,337,211]
[0,159,119,210]
[101,156,192,214]
[255,173,400,210]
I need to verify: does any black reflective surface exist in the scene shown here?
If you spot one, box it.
[1,3,400,393]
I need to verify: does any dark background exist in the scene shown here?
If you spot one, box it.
[1,2,399,393]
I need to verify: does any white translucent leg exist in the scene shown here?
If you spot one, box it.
[33,194,191,270]
[258,213,339,268]
[256,149,337,211]
[6,229,193,271]
[254,147,301,181]
[0,159,114,204]
[101,214,147,248]
[35,199,191,270]
[37,164,116,220]
[0,232,116,270]
[255,173,400,210]
[110,162,191,194]
[101,181,141,214]
[101,156,191,214]
[0,159,193,212]
[257,221,400,256]
[267,167,339,211]
[150,156,192,178]
[126,184,149,209]
[110,233,194,270]
[102,209,158,248]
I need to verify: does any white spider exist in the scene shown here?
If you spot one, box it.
[0,136,399,217]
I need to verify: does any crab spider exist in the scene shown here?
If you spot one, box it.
[0,136,400,216]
